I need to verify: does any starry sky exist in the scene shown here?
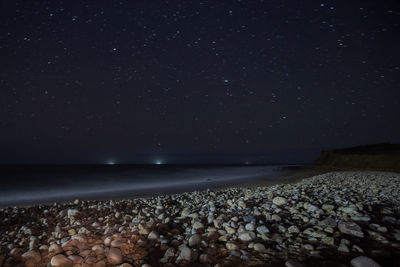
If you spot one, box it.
[1,0,399,164]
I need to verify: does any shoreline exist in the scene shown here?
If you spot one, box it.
[0,165,318,209]
[1,170,399,266]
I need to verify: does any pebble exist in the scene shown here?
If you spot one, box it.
[226,242,239,250]
[188,234,201,246]
[1,171,399,266]
[50,254,73,267]
[253,243,265,251]
[338,221,364,238]
[273,196,287,206]
[178,245,193,261]
[107,248,123,265]
[21,250,41,265]
[238,231,256,241]
[350,256,381,267]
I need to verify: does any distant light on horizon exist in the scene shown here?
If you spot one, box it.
[107,160,116,165]
[154,159,163,165]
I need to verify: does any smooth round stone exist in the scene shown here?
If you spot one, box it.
[238,231,256,241]
[50,254,73,267]
[288,225,300,233]
[256,225,270,235]
[285,260,305,267]
[226,242,239,250]
[253,243,265,251]
[111,238,125,247]
[148,231,160,240]
[188,234,201,246]
[92,245,104,254]
[107,248,123,265]
[272,196,287,206]
[192,221,204,230]
[94,260,106,267]
[67,255,83,264]
[21,250,41,264]
[49,244,63,254]
[350,256,381,267]
[338,221,364,238]
[245,223,255,231]
[178,246,193,261]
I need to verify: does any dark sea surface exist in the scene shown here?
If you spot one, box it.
[0,165,299,207]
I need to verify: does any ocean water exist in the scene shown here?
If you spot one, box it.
[0,165,294,207]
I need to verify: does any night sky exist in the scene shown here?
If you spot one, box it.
[1,1,399,164]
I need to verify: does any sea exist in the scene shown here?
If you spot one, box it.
[0,164,299,207]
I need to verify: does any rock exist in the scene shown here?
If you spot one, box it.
[256,225,270,235]
[243,215,256,223]
[188,234,201,246]
[288,225,300,234]
[226,242,239,250]
[272,196,287,206]
[352,245,364,253]
[21,250,41,265]
[350,256,381,267]
[119,264,133,267]
[321,236,334,246]
[342,206,358,214]
[164,247,176,258]
[111,238,125,247]
[238,231,256,241]
[92,245,104,254]
[245,223,255,231]
[148,231,159,240]
[338,243,350,253]
[107,248,123,265]
[50,254,73,267]
[322,204,335,212]
[94,260,106,267]
[253,243,265,251]
[181,208,191,218]
[178,246,193,261]
[351,216,371,222]
[272,214,281,221]
[192,221,204,230]
[49,243,63,254]
[67,255,83,264]
[303,244,314,250]
[199,253,212,263]
[67,209,79,217]
[225,226,236,234]
[338,221,364,238]
[67,229,76,236]
[305,203,319,212]
[285,260,305,267]
[320,217,337,228]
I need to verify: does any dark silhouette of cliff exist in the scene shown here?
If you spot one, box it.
[315,143,400,171]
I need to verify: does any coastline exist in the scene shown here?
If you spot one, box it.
[0,165,320,209]
[1,170,399,266]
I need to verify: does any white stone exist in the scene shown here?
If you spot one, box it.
[272,196,287,206]
[50,254,73,267]
[238,231,256,241]
[350,256,381,267]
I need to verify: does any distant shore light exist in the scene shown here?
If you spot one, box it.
[107,160,116,165]
[154,160,163,165]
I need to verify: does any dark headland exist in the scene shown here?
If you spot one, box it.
[315,143,400,171]
[0,145,399,267]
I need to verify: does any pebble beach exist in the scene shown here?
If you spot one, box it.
[1,171,400,267]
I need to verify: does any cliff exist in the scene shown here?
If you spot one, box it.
[314,143,400,171]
